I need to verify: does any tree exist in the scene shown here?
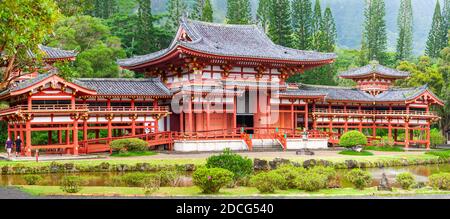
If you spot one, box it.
[202,0,214,22]
[268,0,293,47]
[87,0,118,19]
[362,0,387,63]
[396,0,413,61]
[257,0,271,32]
[311,0,322,49]
[317,6,337,52]
[47,15,126,78]
[426,1,447,58]
[226,0,252,24]
[166,0,187,33]
[292,0,313,50]
[55,0,93,16]
[0,0,60,90]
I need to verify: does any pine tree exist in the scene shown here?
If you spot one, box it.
[312,0,322,35]
[166,0,187,33]
[257,0,271,32]
[442,0,450,46]
[396,0,413,61]
[362,0,387,63]
[226,0,252,24]
[426,1,446,58]
[191,0,205,20]
[202,0,213,22]
[317,6,337,52]
[268,0,293,47]
[136,0,155,54]
[292,0,313,50]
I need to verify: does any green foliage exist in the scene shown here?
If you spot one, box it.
[339,131,368,148]
[110,138,149,153]
[362,0,387,63]
[142,174,161,195]
[428,173,450,190]
[380,136,395,147]
[60,176,85,193]
[110,151,157,157]
[121,172,160,187]
[158,170,182,187]
[292,0,313,50]
[430,129,445,147]
[206,149,253,181]
[226,0,252,24]
[0,0,60,89]
[166,0,187,33]
[272,165,305,190]
[346,169,372,190]
[395,172,415,190]
[396,0,413,61]
[23,175,43,185]
[309,166,339,187]
[426,1,447,58]
[297,172,328,192]
[339,150,374,156]
[191,0,213,22]
[107,176,123,187]
[257,0,271,32]
[192,167,234,194]
[250,171,285,193]
[364,146,404,152]
[268,0,293,47]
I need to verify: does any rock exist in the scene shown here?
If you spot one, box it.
[318,159,332,167]
[97,162,110,171]
[412,182,426,189]
[116,164,129,172]
[135,163,150,171]
[253,158,270,171]
[352,146,363,152]
[303,159,318,168]
[345,160,358,169]
[377,173,392,191]
[64,163,75,171]
[184,164,196,172]
[269,158,290,169]
[296,149,315,156]
[50,162,61,173]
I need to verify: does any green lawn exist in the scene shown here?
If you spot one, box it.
[18,185,450,197]
[110,151,158,157]
[365,146,405,152]
[338,150,374,156]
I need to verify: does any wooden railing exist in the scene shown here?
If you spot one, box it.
[313,108,439,117]
[87,106,169,113]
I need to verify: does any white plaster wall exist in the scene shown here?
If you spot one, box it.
[286,139,328,150]
[174,140,248,152]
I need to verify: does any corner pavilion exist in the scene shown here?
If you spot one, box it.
[0,18,443,155]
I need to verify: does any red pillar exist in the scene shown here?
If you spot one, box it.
[206,103,210,131]
[25,120,31,157]
[107,119,112,139]
[304,101,309,131]
[73,120,79,155]
[426,120,431,149]
[153,100,159,133]
[233,96,237,131]
[291,101,295,131]
[188,97,193,134]
[131,119,136,136]
[180,107,184,133]
[48,130,53,145]
[83,120,88,141]
[58,127,63,144]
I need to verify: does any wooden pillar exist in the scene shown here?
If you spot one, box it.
[188,97,193,134]
[58,128,63,144]
[107,98,111,109]
[95,129,100,139]
[405,118,410,148]
[25,120,31,157]
[71,95,76,110]
[233,96,237,131]
[27,95,32,111]
[83,119,88,141]
[131,118,136,136]
[131,98,135,109]
[107,117,112,139]
[328,103,333,134]
[304,101,309,131]
[65,128,70,145]
[153,100,159,133]
[394,129,398,141]
[73,120,79,155]
[13,124,17,141]
[291,101,295,131]
[312,101,317,130]
[388,118,392,140]
[48,130,53,145]
[180,107,184,133]
[426,120,431,149]
[206,103,210,131]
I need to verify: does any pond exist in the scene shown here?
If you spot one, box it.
[1,164,450,188]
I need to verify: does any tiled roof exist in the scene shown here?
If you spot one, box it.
[27,45,78,60]
[73,78,171,97]
[118,18,336,67]
[295,83,433,102]
[222,80,287,89]
[0,72,56,96]
[340,61,410,78]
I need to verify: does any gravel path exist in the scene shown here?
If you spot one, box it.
[0,187,34,199]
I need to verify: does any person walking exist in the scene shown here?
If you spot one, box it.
[15,136,22,157]
[5,138,13,159]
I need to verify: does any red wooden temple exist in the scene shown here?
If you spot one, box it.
[0,18,443,156]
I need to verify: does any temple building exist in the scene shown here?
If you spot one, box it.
[0,18,444,156]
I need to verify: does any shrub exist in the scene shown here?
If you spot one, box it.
[381,136,395,147]
[23,175,43,185]
[192,167,234,194]
[250,171,285,193]
[426,150,450,159]
[110,138,148,152]
[121,172,159,187]
[396,172,415,190]
[108,176,123,187]
[365,146,404,152]
[430,129,445,147]
[60,176,84,193]
[206,148,253,182]
[371,140,382,147]
[142,174,161,195]
[158,170,182,187]
[338,150,374,156]
[297,172,328,192]
[309,166,340,188]
[339,131,368,148]
[346,169,372,190]
[272,165,303,190]
[428,173,450,190]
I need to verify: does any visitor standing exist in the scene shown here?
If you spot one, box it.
[5,138,13,158]
[15,136,22,157]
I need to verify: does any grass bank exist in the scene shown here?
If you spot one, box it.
[18,185,450,198]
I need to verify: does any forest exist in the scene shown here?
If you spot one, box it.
[0,0,449,145]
